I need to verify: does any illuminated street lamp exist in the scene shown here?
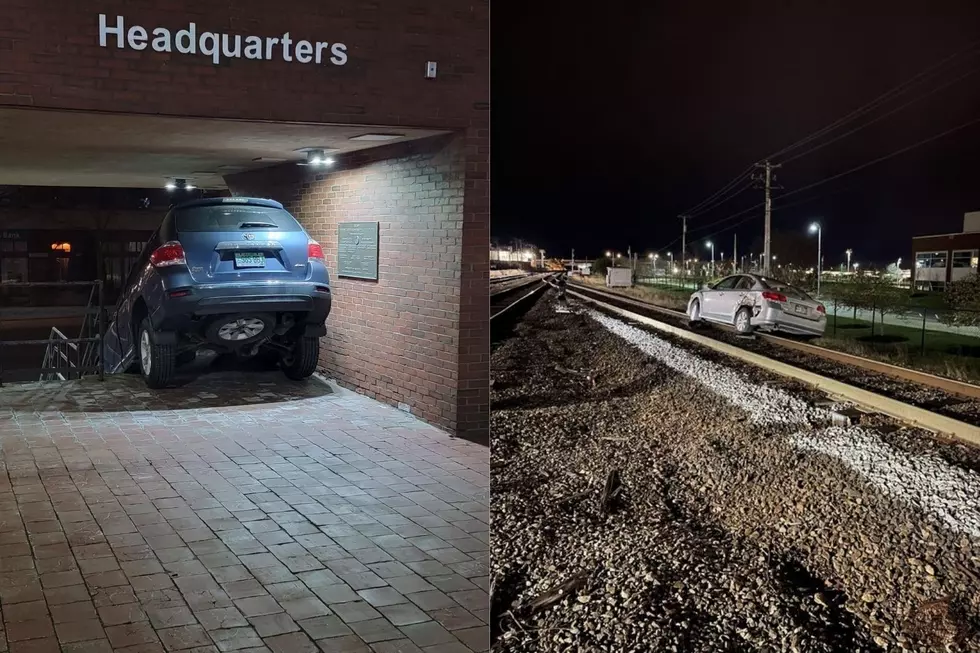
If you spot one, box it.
[809,221,822,296]
[705,241,715,277]
[845,248,853,272]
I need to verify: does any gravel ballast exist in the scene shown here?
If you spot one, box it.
[491,293,980,652]
[569,282,980,426]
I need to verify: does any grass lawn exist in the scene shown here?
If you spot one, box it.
[818,314,980,382]
[578,276,691,311]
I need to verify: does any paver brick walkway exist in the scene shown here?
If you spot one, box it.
[0,373,488,653]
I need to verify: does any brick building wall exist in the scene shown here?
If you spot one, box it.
[0,0,489,440]
[226,134,487,441]
[0,0,487,130]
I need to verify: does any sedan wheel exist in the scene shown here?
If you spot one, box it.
[688,299,701,324]
[734,307,754,334]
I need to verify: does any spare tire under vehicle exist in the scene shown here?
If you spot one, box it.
[205,313,275,346]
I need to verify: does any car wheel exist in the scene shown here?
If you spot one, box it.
[138,318,175,389]
[734,306,755,334]
[688,299,702,326]
[282,336,320,381]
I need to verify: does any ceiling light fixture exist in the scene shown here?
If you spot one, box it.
[304,149,335,167]
[165,179,193,191]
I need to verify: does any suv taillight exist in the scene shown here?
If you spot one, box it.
[149,241,186,267]
[816,304,826,314]
[761,290,787,303]
[308,239,325,261]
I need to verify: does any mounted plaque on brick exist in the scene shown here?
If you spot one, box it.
[337,221,379,280]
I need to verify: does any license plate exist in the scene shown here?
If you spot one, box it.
[234,253,265,268]
[794,305,807,315]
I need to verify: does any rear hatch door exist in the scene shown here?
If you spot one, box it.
[175,203,309,283]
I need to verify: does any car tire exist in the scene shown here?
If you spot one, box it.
[138,318,175,389]
[282,336,320,381]
[206,313,274,347]
[688,299,702,327]
[734,306,755,335]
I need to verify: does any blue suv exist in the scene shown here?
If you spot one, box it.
[103,197,332,388]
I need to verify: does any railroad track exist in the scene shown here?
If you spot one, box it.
[491,275,553,343]
[490,273,549,297]
[567,281,980,443]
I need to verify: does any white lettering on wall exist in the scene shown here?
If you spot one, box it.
[96,15,349,66]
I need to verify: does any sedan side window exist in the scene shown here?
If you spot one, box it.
[735,276,754,290]
[714,276,739,290]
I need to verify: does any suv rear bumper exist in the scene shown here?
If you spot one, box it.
[149,282,331,334]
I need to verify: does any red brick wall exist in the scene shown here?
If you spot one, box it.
[0,0,488,131]
[226,134,488,441]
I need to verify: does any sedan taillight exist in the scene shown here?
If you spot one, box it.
[308,239,325,261]
[761,290,787,303]
[816,304,826,314]
[149,241,186,267]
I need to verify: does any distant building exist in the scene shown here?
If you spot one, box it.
[911,211,980,291]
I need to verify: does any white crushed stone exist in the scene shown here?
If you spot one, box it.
[588,309,835,426]
[588,307,980,540]
[792,426,980,539]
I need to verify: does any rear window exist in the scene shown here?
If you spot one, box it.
[759,277,811,300]
[175,205,303,232]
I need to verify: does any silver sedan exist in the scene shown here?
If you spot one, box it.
[687,273,827,337]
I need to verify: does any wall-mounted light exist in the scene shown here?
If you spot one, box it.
[305,149,335,167]
[166,179,193,191]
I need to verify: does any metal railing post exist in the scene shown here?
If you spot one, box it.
[98,281,105,382]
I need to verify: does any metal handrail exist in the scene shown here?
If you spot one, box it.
[0,279,105,386]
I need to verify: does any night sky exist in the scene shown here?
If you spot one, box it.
[492,1,980,269]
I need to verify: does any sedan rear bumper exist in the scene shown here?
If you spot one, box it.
[753,305,826,337]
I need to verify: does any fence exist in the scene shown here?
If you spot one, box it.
[0,280,105,386]
[824,298,980,355]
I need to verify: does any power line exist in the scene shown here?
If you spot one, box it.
[675,39,979,229]
[777,113,980,202]
[683,111,980,238]
[677,166,755,218]
[777,65,980,165]
[765,38,980,161]
[685,186,857,249]
[685,180,753,217]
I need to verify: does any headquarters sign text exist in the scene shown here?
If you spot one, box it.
[98,15,348,66]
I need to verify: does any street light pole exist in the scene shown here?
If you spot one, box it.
[706,241,715,277]
[809,222,822,296]
[845,248,853,273]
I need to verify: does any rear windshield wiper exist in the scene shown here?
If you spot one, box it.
[239,222,278,229]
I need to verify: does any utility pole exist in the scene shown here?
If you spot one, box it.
[733,234,738,273]
[753,160,782,276]
[679,215,688,274]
